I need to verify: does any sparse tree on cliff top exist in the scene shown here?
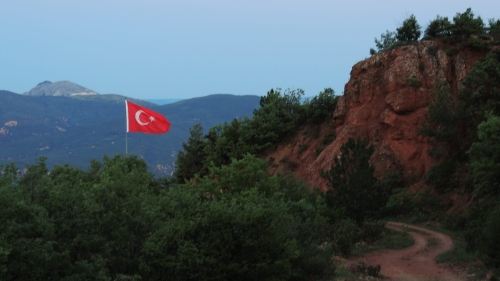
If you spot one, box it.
[451,8,485,37]
[396,14,421,42]
[424,15,453,39]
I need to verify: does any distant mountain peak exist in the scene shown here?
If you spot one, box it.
[37,80,53,86]
[24,80,99,96]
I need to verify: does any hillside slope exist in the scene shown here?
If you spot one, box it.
[0,91,260,175]
[267,40,495,190]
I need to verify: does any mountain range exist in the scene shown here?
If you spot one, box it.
[0,81,261,175]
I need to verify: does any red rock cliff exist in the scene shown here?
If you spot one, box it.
[267,40,491,191]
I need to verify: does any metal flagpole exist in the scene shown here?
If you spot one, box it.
[125,98,128,155]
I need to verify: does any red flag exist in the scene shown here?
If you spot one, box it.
[126,100,170,134]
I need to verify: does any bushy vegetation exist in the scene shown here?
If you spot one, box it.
[321,138,391,224]
[173,88,339,182]
[0,86,369,281]
[419,46,500,266]
[372,8,499,54]
[4,7,500,280]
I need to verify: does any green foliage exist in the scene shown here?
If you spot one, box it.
[321,138,390,224]
[202,118,255,171]
[420,51,500,194]
[418,61,425,72]
[427,45,439,56]
[251,88,305,147]
[173,123,207,182]
[451,8,485,37]
[321,132,336,145]
[354,262,381,277]
[141,186,299,281]
[459,50,500,126]
[420,81,469,161]
[488,18,500,40]
[302,88,339,124]
[444,46,459,56]
[297,144,309,155]
[424,15,453,39]
[373,30,398,53]
[385,188,417,216]
[467,37,491,50]
[174,88,339,181]
[396,14,421,42]
[280,157,298,169]
[468,113,500,198]
[479,207,500,267]
[0,152,346,280]
[405,74,422,88]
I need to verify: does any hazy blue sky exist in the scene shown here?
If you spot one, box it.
[1,1,497,99]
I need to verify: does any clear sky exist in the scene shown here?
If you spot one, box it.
[0,1,497,99]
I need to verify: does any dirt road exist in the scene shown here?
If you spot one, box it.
[357,222,466,281]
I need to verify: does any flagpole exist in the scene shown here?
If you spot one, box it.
[125,98,128,155]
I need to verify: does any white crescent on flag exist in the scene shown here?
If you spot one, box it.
[135,110,150,126]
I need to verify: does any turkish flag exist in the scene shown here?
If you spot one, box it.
[126,100,170,134]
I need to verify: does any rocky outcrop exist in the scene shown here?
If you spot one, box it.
[268,40,492,191]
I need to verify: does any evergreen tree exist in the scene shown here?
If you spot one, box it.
[321,138,388,223]
[396,14,421,42]
[173,123,206,182]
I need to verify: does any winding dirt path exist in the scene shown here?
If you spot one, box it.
[355,222,466,281]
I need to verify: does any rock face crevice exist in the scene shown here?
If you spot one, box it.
[267,41,492,190]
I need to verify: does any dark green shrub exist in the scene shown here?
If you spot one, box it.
[297,144,309,155]
[358,221,385,243]
[405,74,422,88]
[488,18,500,40]
[418,62,425,72]
[385,188,417,216]
[427,46,438,56]
[445,46,459,55]
[280,157,298,169]
[321,132,335,145]
[396,14,421,42]
[424,15,453,39]
[468,37,491,50]
[451,8,485,37]
[331,219,359,257]
[354,262,381,277]
[315,146,325,157]
[374,30,398,53]
[321,138,390,223]
[480,207,500,267]
[303,88,339,124]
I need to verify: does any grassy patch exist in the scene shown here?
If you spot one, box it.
[405,74,423,88]
[404,226,431,236]
[435,238,480,264]
[427,238,439,247]
[334,266,357,280]
[425,225,480,265]
[352,227,414,256]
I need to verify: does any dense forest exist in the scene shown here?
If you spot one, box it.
[1,8,500,280]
